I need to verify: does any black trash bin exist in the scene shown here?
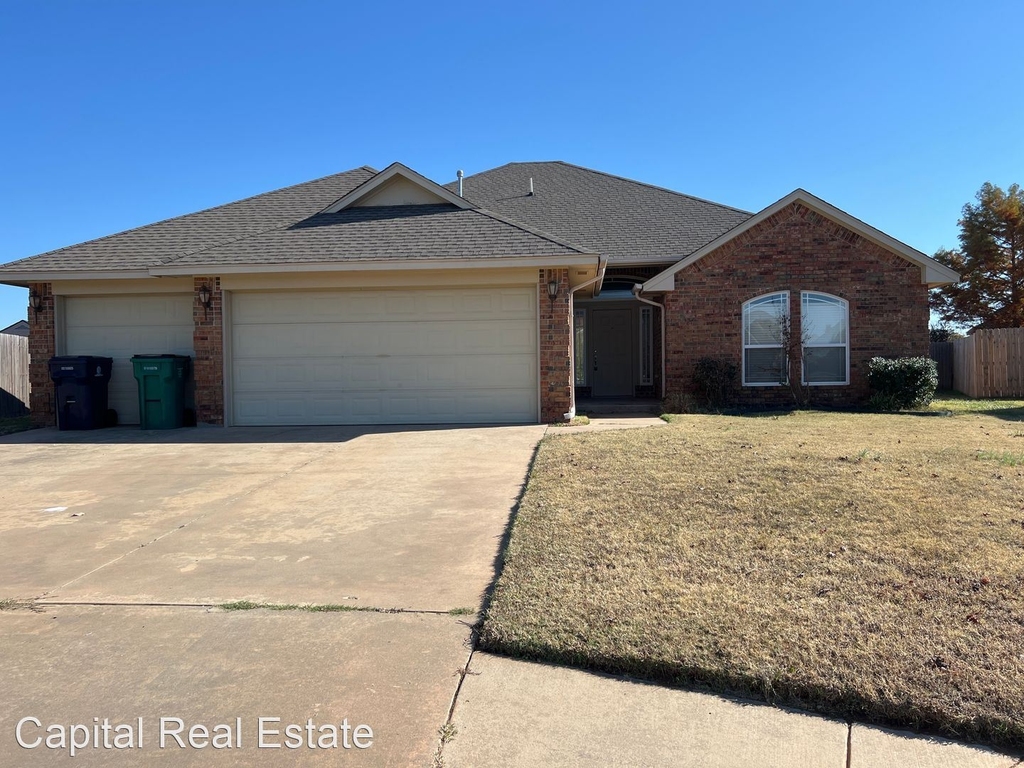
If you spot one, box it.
[48,356,114,430]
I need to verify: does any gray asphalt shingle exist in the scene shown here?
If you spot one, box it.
[0,167,377,272]
[448,161,752,262]
[168,204,586,265]
[0,161,750,274]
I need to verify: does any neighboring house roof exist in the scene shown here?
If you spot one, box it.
[0,166,378,274]
[642,189,960,291]
[0,319,28,336]
[446,161,752,263]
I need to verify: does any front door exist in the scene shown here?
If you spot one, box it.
[591,308,633,397]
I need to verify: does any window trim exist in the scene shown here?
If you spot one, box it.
[800,291,850,386]
[639,306,653,385]
[742,291,790,387]
[573,307,587,386]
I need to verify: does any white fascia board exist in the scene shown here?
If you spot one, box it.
[322,162,475,213]
[148,254,600,276]
[0,270,154,285]
[640,189,960,292]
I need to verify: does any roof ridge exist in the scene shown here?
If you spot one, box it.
[464,160,753,217]
[471,207,593,254]
[547,161,754,216]
[0,166,378,269]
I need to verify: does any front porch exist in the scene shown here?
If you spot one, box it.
[572,272,663,409]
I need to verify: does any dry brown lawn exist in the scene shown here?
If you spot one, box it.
[482,397,1024,750]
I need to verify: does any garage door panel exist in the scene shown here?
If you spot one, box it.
[233,354,536,393]
[233,388,537,426]
[64,295,194,425]
[233,319,536,359]
[232,288,536,325]
[231,287,538,425]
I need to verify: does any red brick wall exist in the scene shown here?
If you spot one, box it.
[27,282,55,426]
[193,276,224,425]
[664,202,930,407]
[539,268,572,422]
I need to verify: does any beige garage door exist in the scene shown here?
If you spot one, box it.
[231,287,538,425]
[63,295,194,425]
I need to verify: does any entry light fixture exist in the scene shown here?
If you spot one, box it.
[547,277,559,300]
[198,284,213,309]
[28,289,42,314]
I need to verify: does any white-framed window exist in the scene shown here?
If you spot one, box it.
[742,292,789,386]
[801,292,849,385]
[573,308,587,386]
[639,306,653,385]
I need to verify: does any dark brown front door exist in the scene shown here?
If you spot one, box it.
[591,308,633,396]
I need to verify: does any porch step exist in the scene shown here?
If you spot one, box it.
[576,398,662,416]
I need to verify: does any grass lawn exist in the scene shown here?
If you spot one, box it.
[0,416,31,436]
[482,395,1024,750]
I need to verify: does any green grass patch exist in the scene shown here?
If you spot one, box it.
[550,416,590,427]
[0,416,31,436]
[219,600,399,614]
[976,450,1024,467]
[448,607,476,616]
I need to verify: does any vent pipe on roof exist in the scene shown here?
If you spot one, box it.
[456,169,464,197]
[529,177,534,196]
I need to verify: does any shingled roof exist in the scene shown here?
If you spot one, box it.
[156,204,588,269]
[0,160,749,276]
[448,161,752,262]
[0,166,378,273]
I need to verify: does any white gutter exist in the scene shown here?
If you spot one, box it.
[633,285,666,400]
[564,257,608,420]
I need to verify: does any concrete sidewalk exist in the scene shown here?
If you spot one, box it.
[444,653,1022,768]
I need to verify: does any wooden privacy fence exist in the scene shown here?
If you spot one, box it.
[951,329,1024,398]
[0,333,29,418]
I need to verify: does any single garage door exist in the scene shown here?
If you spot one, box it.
[63,295,194,425]
[231,286,538,425]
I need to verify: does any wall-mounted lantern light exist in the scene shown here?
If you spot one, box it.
[28,289,42,314]
[547,277,559,300]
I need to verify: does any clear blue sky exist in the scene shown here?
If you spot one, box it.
[1,0,1021,327]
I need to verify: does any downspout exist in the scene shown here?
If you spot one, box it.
[564,257,608,420]
[633,285,666,401]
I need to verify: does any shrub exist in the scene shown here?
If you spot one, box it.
[661,392,698,414]
[867,357,938,410]
[693,357,738,408]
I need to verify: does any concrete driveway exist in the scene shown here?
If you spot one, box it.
[0,424,544,766]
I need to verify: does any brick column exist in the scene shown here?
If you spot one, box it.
[193,276,224,425]
[27,282,56,427]
[539,268,572,423]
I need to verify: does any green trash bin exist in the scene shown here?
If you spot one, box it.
[131,355,190,429]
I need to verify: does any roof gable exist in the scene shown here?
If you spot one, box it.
[324,163,473,212]
[642,189,960,291]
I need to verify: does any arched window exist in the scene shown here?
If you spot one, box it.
[742,292,789,385]
[801,292,849,385]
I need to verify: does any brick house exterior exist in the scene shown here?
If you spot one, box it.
[3,164,958,428]
[662,202,930,407]
[192,276,224,426]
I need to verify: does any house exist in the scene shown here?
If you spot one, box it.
[0,319,29,337]
[0,162,958,427]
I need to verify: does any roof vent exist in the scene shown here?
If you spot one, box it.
[529,177,534,196]
[457,169,464,197]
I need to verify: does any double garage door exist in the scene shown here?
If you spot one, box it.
[230,286,538,425]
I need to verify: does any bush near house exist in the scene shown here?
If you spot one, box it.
[483,402,1024,751]
[692,357,738,408]
[868,357,938,411]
